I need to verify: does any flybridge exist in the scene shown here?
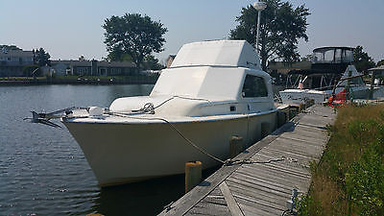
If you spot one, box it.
[170,40,262,70]
[150,40,270,100]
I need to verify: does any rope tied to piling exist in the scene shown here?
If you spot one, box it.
[224,156,285,166]
[224,155,300,166]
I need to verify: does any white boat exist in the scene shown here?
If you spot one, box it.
[327,65,370,99]
[279,88,329,105]
[279,46,370,105]
[60,40,278,187]
[280,65,370,105]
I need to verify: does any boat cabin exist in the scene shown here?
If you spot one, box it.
[286,46,355,90]
[312,47,354,64]
[311,46,354,73]
[110,40,275,117]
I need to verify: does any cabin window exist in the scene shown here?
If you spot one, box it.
[241,75,268,98]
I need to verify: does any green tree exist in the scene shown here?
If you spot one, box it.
[106,51,133,62]
[34,48,51,67]
[376,59,384,67]
[142,55,164,70]
[22,65,40,77]
[0,45,22,52]
[78,55,86,61]
[230,0,310,71]
[300,54,312,62]
[103,13,167,72]
[353,46,375,73]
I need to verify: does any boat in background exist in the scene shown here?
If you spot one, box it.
[279,46,370,105]
[57,40,278,187]
[328,65,370,98]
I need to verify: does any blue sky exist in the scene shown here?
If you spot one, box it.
[1,0,383,64]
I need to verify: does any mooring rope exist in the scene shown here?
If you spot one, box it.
[224,157,286,166]
[126,95,211,115]
[108,110,292,167]
[104,96,228,164]
[109,112,226,164]
[108,98,289,167]
[37,97,287,167]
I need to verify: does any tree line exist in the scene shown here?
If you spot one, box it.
[103,0,382,74]
[3,0,383,76]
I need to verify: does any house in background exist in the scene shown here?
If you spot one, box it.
[0,45,138,77]
[166,55,176,68]
[0,49,34,77]
[50,60,136,76]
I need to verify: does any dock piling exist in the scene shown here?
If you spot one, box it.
[185,161,202,193]
[229,135,243,159]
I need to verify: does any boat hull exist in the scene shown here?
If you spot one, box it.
[280,86,371,105]
[280,89,329,105]
[63,112,277,187]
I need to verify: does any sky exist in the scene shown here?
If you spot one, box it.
[1,0,383,64]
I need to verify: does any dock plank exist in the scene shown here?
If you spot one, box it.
[234,194,284,216]
[232,168,309,191]
[234,168,310,191]
[219,181,245,216]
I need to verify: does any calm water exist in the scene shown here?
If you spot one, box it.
[0,85,186,216]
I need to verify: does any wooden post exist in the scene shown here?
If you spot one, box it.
[299,103,306,112]
[286,107,291,120]
[229,136,243,158]
[289,106,298,118]
[307,99,315,107]
[185,161,202,193]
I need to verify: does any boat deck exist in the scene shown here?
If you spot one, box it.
[158,104,336,216]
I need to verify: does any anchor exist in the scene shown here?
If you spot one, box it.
[23,111,62,128]
[23,107,85,128]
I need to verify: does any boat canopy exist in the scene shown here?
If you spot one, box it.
[287,46,355,76]
[150,40,271,100]
[170,40,261,70]
[151,66,250,100]
[312,46,354,64]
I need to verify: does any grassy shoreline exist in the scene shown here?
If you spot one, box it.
[298,104,384,215]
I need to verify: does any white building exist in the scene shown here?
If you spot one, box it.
[0,49,34,76]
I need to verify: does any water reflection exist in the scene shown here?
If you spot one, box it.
[0,84,223,215]
[94,175,185,216]
[92,166,219,216]
[0,84,156,215]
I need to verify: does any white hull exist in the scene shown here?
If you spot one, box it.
[280,89,329,105]
[280,86,371,105]
[63,112,277,187]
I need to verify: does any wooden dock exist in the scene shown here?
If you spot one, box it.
[159,104,336,216]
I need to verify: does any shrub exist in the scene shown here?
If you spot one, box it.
[345,142,384,215]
